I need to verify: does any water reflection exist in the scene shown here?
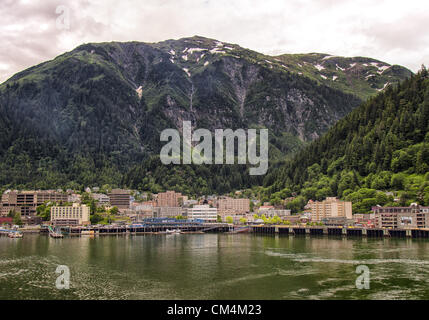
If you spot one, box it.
[1,234,429,300]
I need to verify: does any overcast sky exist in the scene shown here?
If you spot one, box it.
[0,0,428,83]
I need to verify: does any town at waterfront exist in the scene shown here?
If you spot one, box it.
[2,188,429,301]
[1,188,429,238]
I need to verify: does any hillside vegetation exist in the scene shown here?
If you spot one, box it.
[261,68,429,213]
[0,36,413,193]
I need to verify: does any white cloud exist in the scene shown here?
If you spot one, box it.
[0,0,428,82]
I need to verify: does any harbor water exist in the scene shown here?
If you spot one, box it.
[1,233,429,300]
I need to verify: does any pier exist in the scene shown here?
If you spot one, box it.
[250,225,429,239]
[37,222,429,239]
[40,221,232,236]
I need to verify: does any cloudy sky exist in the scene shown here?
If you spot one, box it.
[0,0,428,82]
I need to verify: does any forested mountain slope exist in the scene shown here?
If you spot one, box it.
[263,68,429,213]
[0,36,412,192]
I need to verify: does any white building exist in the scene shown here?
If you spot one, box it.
[91,193,110,206]
[51,204,90,226]
[259,208,292,218]
[67,193,81,203]
[153,206,183,218]
[187,205,217,222]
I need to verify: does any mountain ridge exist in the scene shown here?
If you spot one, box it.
[0,36,414,192]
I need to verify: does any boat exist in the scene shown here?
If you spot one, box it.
[49,232,64,238]
[8,232,23,238]
[166,229,181,234]
[81,230,95,236]
[48,226,64,238]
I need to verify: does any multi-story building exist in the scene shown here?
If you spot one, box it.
[108,189,130,209]
[130,203,154,220]
[217,197,250,216]
[152,206,183,218]
[311,197,352,221]
[67,193,81,204]
[156,191,183,207]
[258,208,292,218]
[91,193,110,207]
[187,205,218,222]
[372,204,429,229]
[354,213,376,228]
[1,190,67,218]
[50,204,90,226]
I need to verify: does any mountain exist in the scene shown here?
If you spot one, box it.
[264,68,429,213]
[274,53,412,101]
[0,36,413,192]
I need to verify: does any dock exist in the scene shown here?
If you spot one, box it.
[251,225,429,238]
[40,222,233,236]
[37,223,429,239]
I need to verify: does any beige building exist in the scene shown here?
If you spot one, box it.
[259,208,292,218]
[152,206,183,218]
[373,204,429,229]
[156,191,183,207]
[51,204,90,226]
[1,190,68,218]
[217,197,250,216]
[311,197,352,221]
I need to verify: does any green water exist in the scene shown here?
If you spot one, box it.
[1,234,429,300]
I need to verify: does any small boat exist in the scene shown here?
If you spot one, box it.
[166,229,181,234]
[81,230,95,236]
[50,232,64,238]
[48,226,64,238]
[8,232,23,238]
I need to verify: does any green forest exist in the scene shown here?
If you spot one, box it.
[258,67,429,213]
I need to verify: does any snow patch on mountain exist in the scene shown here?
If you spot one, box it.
[187,48,206,54]
[336,64,345,71]
[209,48,226,54]
[314,64,325,71]
[377,82,390,91]
[377,65,390,74]
[136,86,143,98]
[183,68,191,77]
[322,55,338,60]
